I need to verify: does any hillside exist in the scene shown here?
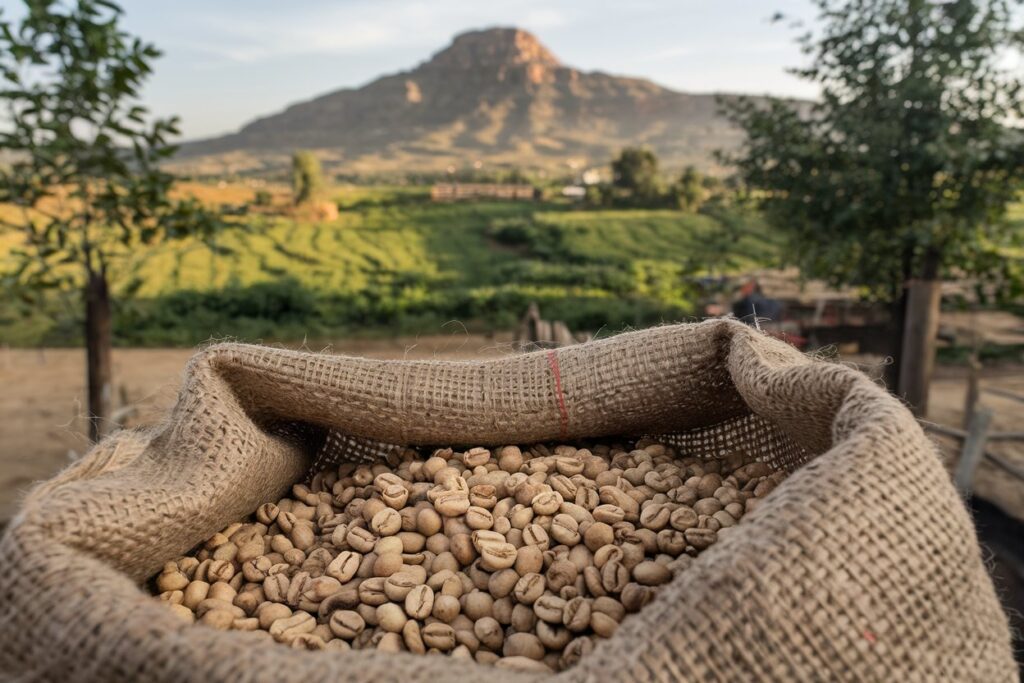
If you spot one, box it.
[172,28,767,176]
[1,184,781,346]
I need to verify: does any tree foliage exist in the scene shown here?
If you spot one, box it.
[0,0,219,297]
[611,147,662,200]
[673,165,706,212]
[0,0,220,438]
[722,0,1024,301]
[291,150,324,205]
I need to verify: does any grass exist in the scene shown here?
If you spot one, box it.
[1,183,780,346]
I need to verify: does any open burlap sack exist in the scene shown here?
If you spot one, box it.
[0,320,1015,681]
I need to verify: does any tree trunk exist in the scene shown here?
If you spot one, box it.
[897,249,942,417]
[85,270,113,442]
[883,290,908,391]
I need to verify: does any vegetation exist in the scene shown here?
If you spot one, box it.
[253,190,273,207]
[292,151,324,205]
[611,148,662,202]
[0,0,220,438]
[671,166,707,212]
[723,0,1024,411]
[593,148,726,211]
[1,186,780,347]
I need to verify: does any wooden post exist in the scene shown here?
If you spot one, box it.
[962,354,980,430]
[898,278,941,416]
[954,407,993,498]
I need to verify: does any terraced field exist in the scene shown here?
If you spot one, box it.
[1,185,782,346]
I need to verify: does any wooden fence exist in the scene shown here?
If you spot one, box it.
[921,369,1024,496]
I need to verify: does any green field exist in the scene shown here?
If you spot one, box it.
[1,187,782,346]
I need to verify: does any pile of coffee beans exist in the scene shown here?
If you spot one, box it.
[153,440,785,672]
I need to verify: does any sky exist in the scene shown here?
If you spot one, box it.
[0,0,822,141]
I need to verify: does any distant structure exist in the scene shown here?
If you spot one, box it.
[431,183,536,202]
[515,303,579,349]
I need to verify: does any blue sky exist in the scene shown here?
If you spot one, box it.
[1,0,822,140]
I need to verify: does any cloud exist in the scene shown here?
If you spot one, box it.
[180,0,572,64]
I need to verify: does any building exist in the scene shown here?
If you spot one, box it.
[430,183,536,201]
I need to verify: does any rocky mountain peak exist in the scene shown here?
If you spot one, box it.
[426,27,561,71]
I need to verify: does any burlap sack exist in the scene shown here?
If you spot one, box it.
[0,320,1015,681]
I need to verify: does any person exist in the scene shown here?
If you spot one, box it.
[732,279,782,326]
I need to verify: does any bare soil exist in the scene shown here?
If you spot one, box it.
[0,333,516,522]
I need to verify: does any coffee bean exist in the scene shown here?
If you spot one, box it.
[639,503,671,531]
[550,514,581,545]
[268,611,315,641]
[450,533,477,566]
[583,522,614,552]
[562,596,591,632]
[693,497,724,516]
[435,490,471,517]
[461,506,492,530]
[479,543,518,571]
[376,603,407,633]
[633,560,672,586]
[403,584,433,619]
[537,620,572,649]
[488,568,519,599]
[531,491,563,516]
[463,590,494,621]
[593,544,624,569]
[657,529,688,555]
[402,620,425,654]
[504,632,545,661]
[432,594,461,623]
[422,623,457,651]
[346,527,376,554]
[370,508,402,536]
[522,524,550,550]
[590,611,618,638]
[257,603,292,630]
[684,527,717,550]
[373,552,403,577]
[533,594,566,623]
[620,583,655,613]
[416,508,442,536]
[325,609,363,641]
[600,560,629,593]
[510,602,537,632]
[156,439,783,672]
[498,446,523,473]
[513,573,546,604]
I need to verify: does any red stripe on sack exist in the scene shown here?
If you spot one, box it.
[547,350,569,439]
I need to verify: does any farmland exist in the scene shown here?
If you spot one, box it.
[1,183,782,347]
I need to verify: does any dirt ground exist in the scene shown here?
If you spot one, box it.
[2,330,1022,525]
[0,333,516,522]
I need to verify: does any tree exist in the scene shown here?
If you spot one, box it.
[611,147,662,201]
[291,150,323,205]
[673,165,706,212]
[253,189,273,207]
[0,0,219,440]
[722,0,1024,414]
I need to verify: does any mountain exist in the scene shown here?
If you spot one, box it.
[173,28,765,176]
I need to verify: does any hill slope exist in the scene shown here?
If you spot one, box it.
[2,185,781,345]
[174,28,761,176]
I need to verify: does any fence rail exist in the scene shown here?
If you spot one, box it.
[920,415,1024,496]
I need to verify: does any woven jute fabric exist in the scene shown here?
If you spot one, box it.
[0,320,1015,681]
